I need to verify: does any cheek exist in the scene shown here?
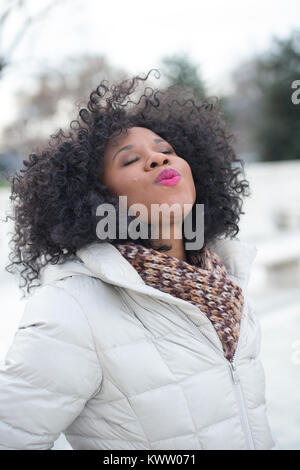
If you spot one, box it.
[184,166,197,198]
[102,169,130,195]
[191,179,197,200]
[106,175,146,206]
[126,183,151,207]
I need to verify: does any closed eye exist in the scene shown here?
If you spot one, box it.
[123,150,173,167]
[123,157,139,167]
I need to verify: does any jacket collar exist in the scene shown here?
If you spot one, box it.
[41,238,256,305]
[206,237,257,291]
[41,238,257,285]
[40,238,257,348]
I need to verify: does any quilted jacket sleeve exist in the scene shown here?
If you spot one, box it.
[0,284,103,450]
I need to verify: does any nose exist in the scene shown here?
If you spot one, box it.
[144,153,170,171]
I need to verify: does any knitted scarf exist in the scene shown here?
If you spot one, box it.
[115,242,244,363]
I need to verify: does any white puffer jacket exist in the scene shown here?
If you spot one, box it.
[0,238,280,450]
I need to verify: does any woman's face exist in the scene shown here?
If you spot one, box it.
[100,126,196,226]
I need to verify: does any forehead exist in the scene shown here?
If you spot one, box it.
[106,126,159,151]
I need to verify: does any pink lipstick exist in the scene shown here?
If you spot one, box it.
[154,168,181,186]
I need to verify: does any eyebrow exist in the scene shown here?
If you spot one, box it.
[112,138,167,161]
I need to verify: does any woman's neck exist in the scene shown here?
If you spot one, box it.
[151,223,186,262]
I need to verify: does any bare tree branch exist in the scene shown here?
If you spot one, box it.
[0,1,24,46]
[0,0,68,77]
[6,0,63,58]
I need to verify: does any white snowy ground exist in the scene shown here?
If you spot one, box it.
[1,162,300,450]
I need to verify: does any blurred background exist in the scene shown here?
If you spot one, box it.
[0,0,299,450]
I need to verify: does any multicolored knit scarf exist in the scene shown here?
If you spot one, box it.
[115,242,244,362]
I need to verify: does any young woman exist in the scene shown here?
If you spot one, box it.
[0,70,279,450]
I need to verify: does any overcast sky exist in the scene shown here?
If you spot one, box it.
[1,0,300,132]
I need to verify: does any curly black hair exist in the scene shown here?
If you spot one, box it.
[4,68,250,298]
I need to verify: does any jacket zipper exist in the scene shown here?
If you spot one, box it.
[173,303,256,450]
[118,287,256,449]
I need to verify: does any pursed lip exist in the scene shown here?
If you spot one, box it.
[154,168,181,184]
